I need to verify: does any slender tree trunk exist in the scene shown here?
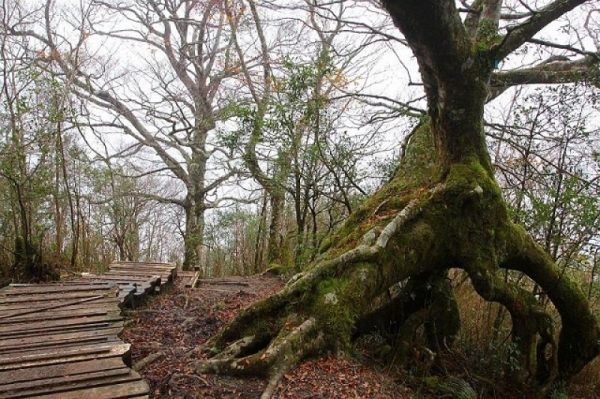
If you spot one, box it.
[56,127,78,269]
[53,149,63,257]
[266,192,285,265]
[253,192,268,273]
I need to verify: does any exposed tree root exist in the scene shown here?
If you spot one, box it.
[196,317,325,399]
[206,198,423,350]
[133,351,165,372]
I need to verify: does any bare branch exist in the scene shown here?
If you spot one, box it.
[498,0,591,59]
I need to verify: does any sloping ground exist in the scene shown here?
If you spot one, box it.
[122,275,408,398]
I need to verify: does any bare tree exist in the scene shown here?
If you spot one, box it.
[0,3,71,280]
[4,0,260,270]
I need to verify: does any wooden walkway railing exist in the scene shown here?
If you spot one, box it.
[0,261,187,399]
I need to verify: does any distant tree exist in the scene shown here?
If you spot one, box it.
[490,85,600,311]
[204,206,261,276]
[0,25,75,280]
[4,0,266,270]
[493,85,600,266]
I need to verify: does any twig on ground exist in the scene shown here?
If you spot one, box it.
[133,351,165,371]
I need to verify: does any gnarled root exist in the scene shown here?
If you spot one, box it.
[196,317,325,399]
[467,257,557,392]
[505,231,600,385]
[357,270,460,373]
[195,198,425,398]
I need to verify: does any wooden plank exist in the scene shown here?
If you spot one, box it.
[80,274,158,283]
[0,290,118,304]
[0,327,123,353]
[108,266,171,273]
[109,262,177,279]
[0,320,123,339]
[77,281,155,298]
[0,318,123,339]
[81,280,160,296]
[1,374,149,399]
[31,379,150,399]
[108,269,172,276]
[1,284,116,295]
[178,271,201,288]
[189,271,200,288]
[0,290,115,302]
[0,332,121,357]
[105,270,166,276]
[0,313,123,336]
[0,357,125,385]
[0,295,103,320]
[0,343,131,370]
[0,337,112,356]
[0,297,120,312]
[105,273,166,283]
[41,280,137,306]
[0,366,131,394]
[0,307,120,325]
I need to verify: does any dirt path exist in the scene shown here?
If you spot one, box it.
[122,275,408,398]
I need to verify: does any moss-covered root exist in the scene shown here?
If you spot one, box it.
[506,230,600,384]
[466,259,557,392]
[196,317,325,399]
[392,272,462,350]
[422,272,461,361]
[355,271,460,373]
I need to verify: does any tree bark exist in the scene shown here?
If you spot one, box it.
[182,195,206,271]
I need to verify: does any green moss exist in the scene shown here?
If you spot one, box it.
[263,263,294,278]
[476,19,502,47]
[309,278,354,348]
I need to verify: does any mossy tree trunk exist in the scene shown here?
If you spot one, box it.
[196,0,600,397]
[182,137,209,271]
[182,197,205,271]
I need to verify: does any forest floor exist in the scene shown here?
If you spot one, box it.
[122,274,413,398]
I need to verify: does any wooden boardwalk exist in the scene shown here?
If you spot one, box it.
[79,261,178,307]
[0,261,179,399]
[178,270,201,288]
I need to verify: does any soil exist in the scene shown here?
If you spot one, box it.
[122,275,412,398]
